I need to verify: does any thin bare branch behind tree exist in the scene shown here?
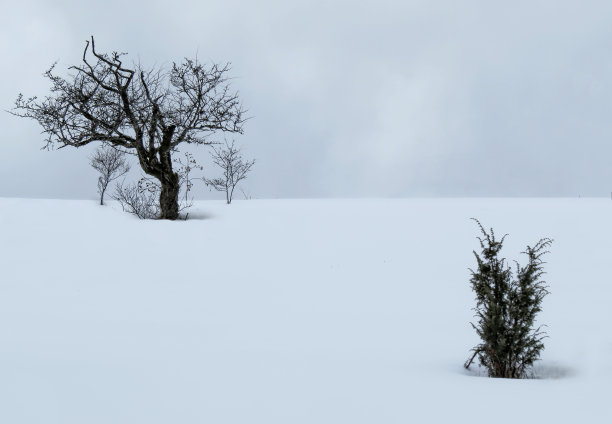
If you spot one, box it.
[90,145,130,205]
[204,140,255,204]
[174,152,203,205]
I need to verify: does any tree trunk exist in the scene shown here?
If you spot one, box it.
[135,126,179,220]
[100,184,106,205]
[159,171,180,220]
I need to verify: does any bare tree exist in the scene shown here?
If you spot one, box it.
[12,36,245,220]
[90,145,130,205]
[204,140,255,204]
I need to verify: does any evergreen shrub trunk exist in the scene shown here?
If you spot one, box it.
[465,219,552,379]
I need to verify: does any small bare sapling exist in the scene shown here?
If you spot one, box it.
[204,140,255,204]
[90,145,130,205]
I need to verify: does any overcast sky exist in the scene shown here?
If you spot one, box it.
[2,0,612,199]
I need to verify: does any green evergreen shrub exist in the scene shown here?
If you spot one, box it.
[464,219,552,378]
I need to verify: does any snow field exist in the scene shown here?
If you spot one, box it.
[1,198,611,423]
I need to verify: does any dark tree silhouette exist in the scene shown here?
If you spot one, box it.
[90,145,130,205]
[13,36,245,219]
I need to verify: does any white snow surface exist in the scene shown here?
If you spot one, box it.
[1,197,611,423]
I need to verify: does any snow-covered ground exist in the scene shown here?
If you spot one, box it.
[1,197,611,423]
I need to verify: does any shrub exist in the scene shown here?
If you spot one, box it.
[113,179,160,219]
[113,172,195,220]
[464,219,552,378]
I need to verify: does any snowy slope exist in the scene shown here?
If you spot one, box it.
[1,198,611,423]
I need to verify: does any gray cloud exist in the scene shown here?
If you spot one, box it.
[2,0,612,199]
